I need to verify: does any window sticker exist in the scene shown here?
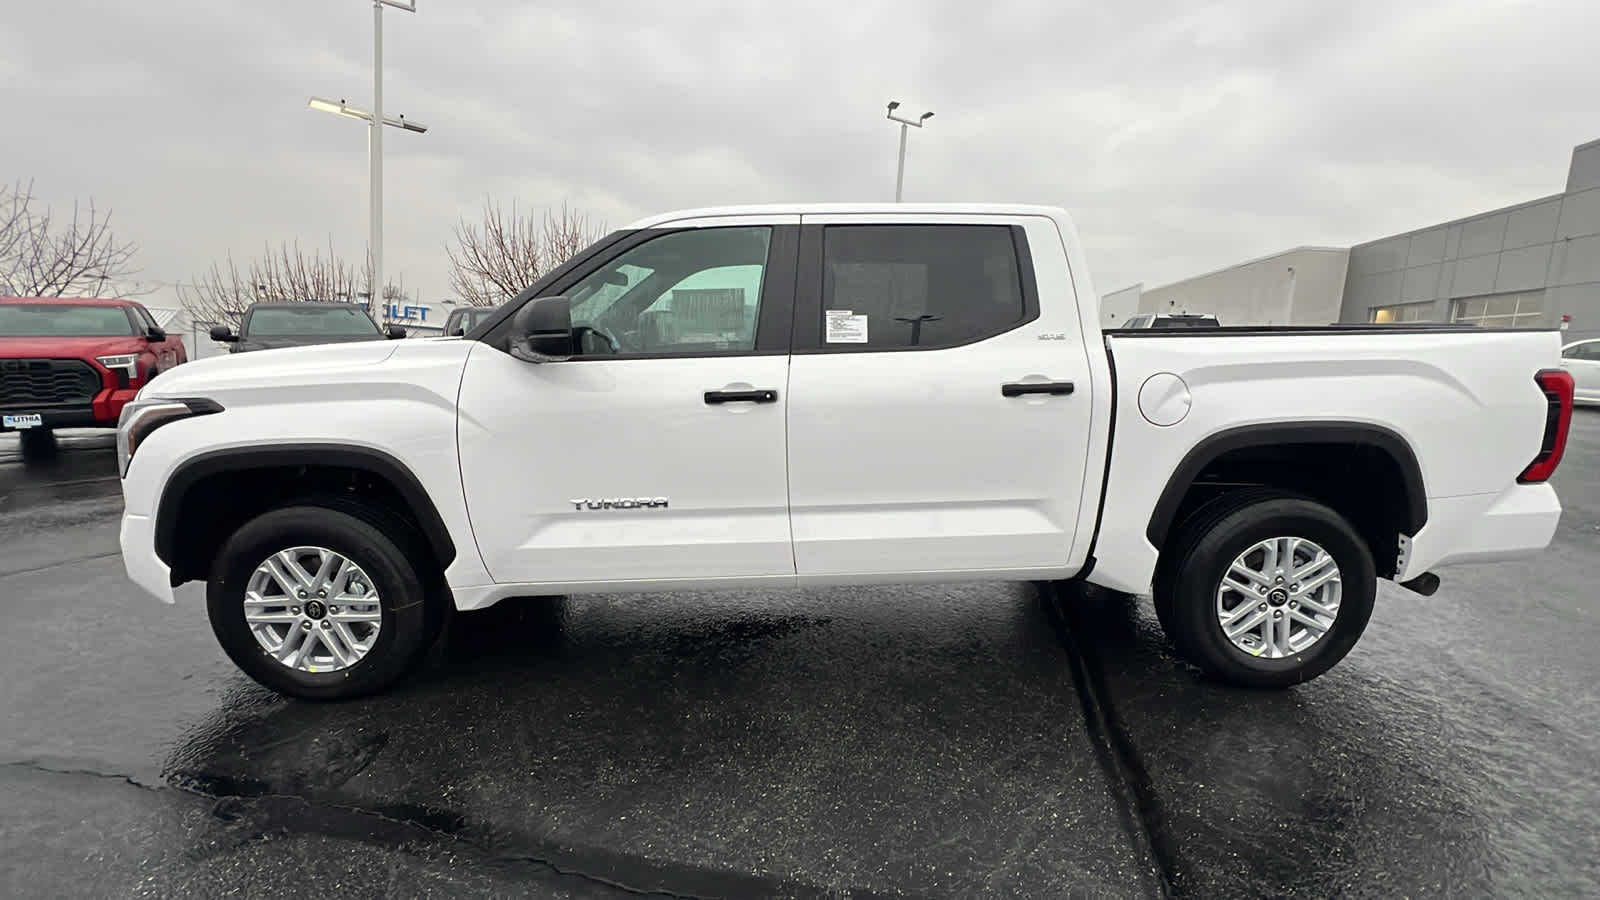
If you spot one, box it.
[825,309,869,343]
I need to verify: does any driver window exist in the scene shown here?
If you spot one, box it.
[564,226,772,356]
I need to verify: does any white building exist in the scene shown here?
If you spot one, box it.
[1135,247,1352,326]
[1099,283,1143,327]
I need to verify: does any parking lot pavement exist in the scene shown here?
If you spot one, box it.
[2,417,1598,898]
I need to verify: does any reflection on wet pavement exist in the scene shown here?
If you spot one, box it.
[161,587,1163,898]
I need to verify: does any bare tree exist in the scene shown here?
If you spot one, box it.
[178,239,408,327]
[446,199,606,307]
[0,178,141,297]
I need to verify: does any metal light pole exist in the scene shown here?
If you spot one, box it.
[306,0,422,320]
[885,100,933,202]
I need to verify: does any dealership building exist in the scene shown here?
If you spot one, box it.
[1103,137,1600,342]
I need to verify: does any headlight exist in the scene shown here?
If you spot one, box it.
[97,354,140,374]
[116,397,224,478]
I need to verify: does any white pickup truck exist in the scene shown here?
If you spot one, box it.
[115,203,1576,700]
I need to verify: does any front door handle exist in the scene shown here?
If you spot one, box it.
[704,388,779,405]
[1002,381,1075,397]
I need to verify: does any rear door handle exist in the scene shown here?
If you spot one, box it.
[704,389,779,405]
[1002,381,1075,397]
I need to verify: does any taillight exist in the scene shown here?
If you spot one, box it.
[1518,368,1574,484]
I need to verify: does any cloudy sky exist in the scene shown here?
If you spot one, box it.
[5,0,1598,309]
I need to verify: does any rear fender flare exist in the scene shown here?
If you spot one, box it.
[1144,421,1428,548]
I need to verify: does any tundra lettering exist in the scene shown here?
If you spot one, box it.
[116,202,1573,701]
[569,497,670,510]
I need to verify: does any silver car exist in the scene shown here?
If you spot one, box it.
[1561,338,1600,406]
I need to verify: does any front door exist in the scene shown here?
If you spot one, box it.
[783,214,1098,578]
[456,217,800,588]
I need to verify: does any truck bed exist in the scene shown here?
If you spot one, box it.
[1088,324,1567,595]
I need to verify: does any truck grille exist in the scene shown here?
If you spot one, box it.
[0,358,103,407]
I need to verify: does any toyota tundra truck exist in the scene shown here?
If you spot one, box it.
[2,296,188,459]
[113,204,1575,700]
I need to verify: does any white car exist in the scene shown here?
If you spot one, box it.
[115,203,1576,700]
[1561,337,1600,406]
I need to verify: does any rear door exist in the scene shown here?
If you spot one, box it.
[783,213,1097,578]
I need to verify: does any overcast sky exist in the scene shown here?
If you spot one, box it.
[5,0,1598,309]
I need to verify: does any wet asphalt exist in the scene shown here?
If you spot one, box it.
[1,419,1597,898]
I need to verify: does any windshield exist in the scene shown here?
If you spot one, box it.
[244,305,380,337]
[0,303,136,337]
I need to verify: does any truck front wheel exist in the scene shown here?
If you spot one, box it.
[1156,491,1377,688]
[18,427,57,463]
[205,503,443,700]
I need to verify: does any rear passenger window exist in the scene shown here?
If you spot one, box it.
[821,225,1028,350]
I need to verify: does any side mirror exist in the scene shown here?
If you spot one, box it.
[386,324,408,339]
[146,326,168,342]
[209,325,237,342]
[508,296,574,363]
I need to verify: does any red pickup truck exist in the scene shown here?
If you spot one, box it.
[1,297,188,458]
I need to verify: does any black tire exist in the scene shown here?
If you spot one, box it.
[206,503,443,701]
[1151,487,1296,663]
[17,427,57,463]
[1156,490,1376,688]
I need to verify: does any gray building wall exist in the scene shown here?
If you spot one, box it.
[1141,247,1350,325]
[1339,138,1600,343]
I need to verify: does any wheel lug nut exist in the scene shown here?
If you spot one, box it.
[321,621,332,630]
[1273,611,1283,619]
[298,591,308,599]
[1275,576,1285,584]
[329,605,339,613]
[1259,603,1268,611]
[301,621,312,630]
[291,606,300,614]
[318,590,327,598]
[1289,601,1299,610]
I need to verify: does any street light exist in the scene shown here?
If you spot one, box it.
[307,96,428,133]
[306,0,423,320]
[885,100,933,202]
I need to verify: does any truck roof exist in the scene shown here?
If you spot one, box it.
[0,296,140,306]
[619,202,1077,230]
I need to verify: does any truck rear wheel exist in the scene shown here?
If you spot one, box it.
[205,503,443,700]
[1155,490,1377,688]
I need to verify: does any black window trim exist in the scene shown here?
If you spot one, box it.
[788,222,1042,355]
[478,223,800,361]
